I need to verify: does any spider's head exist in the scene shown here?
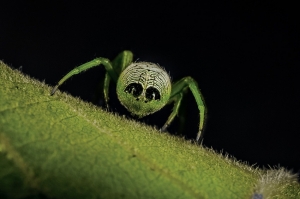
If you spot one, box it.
[116,62,171,117]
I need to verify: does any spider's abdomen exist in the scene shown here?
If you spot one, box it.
[116,62,171,117]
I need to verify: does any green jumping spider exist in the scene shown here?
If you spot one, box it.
[51,51,206,141]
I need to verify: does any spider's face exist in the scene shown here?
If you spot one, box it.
[117,62,171,117]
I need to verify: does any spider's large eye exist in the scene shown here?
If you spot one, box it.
[145,87,161,101]
[124,83,143,97]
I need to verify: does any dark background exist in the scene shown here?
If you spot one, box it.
[1,1,299,178]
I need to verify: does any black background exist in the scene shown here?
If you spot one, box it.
[1,1,299,178]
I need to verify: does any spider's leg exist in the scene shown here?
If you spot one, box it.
[101,50,133,108]
[163,76,206,142]
[111,50,133,75]
[161,92,184,132]
[92,66,113,108]
[51,57,117,95]
[100,72,111,109]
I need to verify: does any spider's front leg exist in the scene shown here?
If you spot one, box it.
[50,51,133,108]
[50,57,117,95]
[162,76,206,142]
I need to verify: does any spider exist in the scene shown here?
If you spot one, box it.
[51,51,206,141]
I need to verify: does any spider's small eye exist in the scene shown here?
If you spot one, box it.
[124,83,143,97]
[145,87,160,101]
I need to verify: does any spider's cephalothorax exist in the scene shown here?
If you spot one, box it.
[51,51,206,141]
[117,62,171,117]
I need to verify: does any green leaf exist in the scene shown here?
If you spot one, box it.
[0,61,299,199]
